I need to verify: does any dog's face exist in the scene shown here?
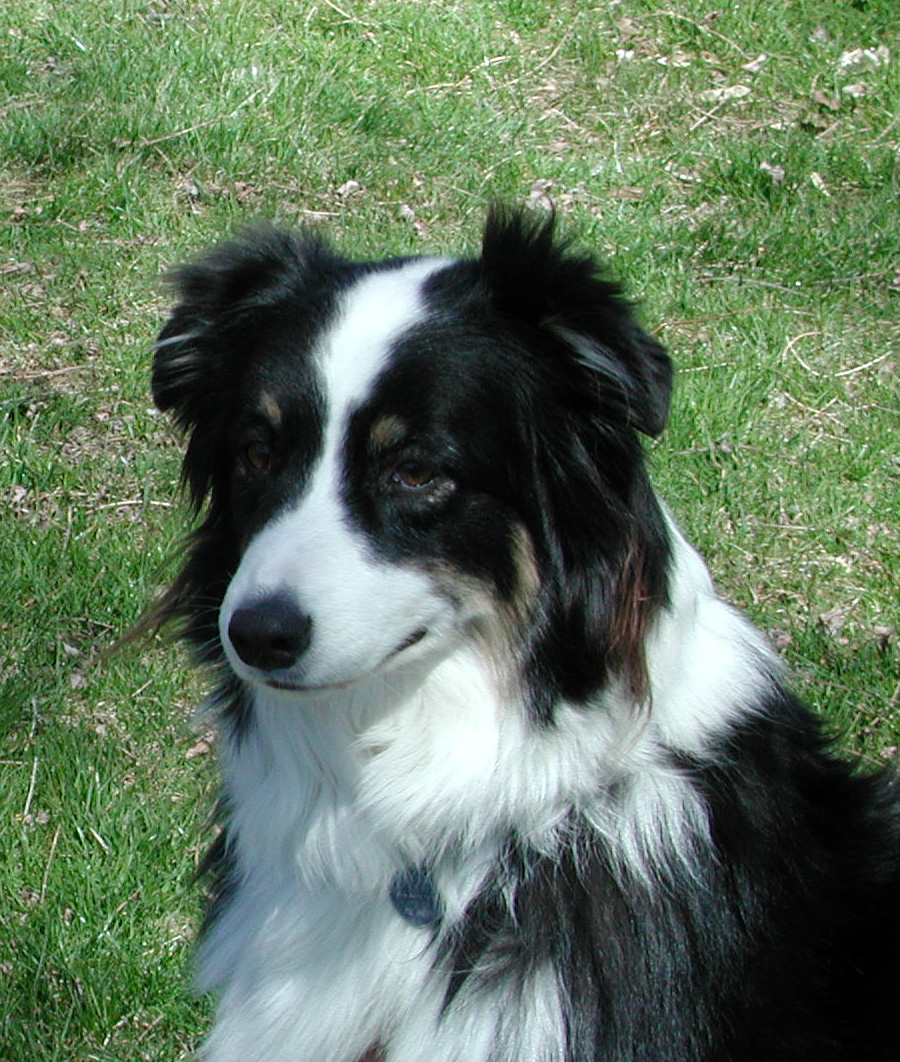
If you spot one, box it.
[218,258,519,695]
[154,212,673,716]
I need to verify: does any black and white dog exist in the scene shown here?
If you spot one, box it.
[152,209,899,1062]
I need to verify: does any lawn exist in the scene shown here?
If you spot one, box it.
[1,0,897,1058]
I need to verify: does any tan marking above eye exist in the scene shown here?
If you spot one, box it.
[258,392,283,430]
[370,414,408,450]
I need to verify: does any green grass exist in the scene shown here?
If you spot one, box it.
[1,0,898,1057]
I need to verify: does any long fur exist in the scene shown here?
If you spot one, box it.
[152,208,900,1062]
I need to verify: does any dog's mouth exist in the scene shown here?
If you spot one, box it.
[390,627,428,658]
[262,627,430,694]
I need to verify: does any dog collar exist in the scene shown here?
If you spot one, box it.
[389,866,443,927]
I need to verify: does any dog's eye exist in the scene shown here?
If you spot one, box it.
[243,440,274,473]
[391,459,436,489]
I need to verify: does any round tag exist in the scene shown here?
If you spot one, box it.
[389,866,443,927]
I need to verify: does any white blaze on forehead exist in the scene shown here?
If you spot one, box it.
[316,257,447,430]
[220,257,455,690]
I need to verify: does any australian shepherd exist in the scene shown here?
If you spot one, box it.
[151,209,899,1061]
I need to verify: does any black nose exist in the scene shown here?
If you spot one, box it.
[227,593,313,672]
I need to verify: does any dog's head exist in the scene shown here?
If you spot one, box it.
[154,209,673,721]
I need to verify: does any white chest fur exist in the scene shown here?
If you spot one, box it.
[197,529,775,1062]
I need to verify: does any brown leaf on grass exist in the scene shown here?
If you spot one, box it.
[841,82,867,99]
[0,260,35,276]
[698,84,751,102]
[615,17,641,39]
[759,161,785,185]
[741,54,768,73]
[336,179,361,198]
[398,204,428,238]
[819,604,851,638]
[873,626,895,652]
[664,161,703,184]
[526,178,555,211]
[812,89,841,112]
[186,732,215,759]
[174,176,200,199]
[770,627,793,650]
[837,46,890,69]
[810,172,831,196]
[606,186,646,201]
[800,111,831,133]
[233,181,261,203]
[656,48,693,68]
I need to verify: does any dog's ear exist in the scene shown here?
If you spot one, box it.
[478,206,672,437]
[154,229,328,505]
[154,229,317,426]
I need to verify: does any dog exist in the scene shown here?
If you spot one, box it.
[151,208,900,1061]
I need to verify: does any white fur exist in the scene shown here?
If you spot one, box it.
[647,519,779,753]
[200,515,774,1062]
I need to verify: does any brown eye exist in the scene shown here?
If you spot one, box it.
[391,459,436,489]
[244,440,273,472]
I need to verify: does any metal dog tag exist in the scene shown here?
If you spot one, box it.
[389,866,443,927]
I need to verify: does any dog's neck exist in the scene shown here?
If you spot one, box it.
[215,516,778,896]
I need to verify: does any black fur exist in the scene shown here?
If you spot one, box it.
[442,690,900,1059]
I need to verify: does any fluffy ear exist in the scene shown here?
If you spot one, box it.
[479,207,672,437]
[153,228,321,426]
[153,229,332,505]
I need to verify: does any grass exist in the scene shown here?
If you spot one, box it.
[1,0,897,1057]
